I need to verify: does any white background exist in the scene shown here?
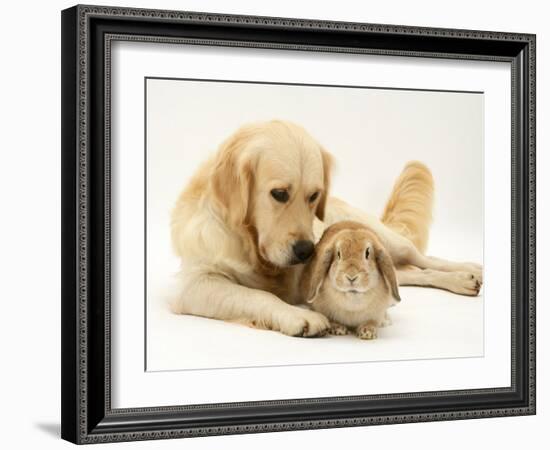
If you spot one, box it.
[0,0,545,449]
[143,75,488,371]
[146,66,488,370]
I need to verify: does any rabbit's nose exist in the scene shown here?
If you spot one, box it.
[292,240,314,262]
[346,275,358,284]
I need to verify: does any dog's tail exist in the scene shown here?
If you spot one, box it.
[381,161,434,253]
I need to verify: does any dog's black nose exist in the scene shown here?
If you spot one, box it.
[293,240,314,262]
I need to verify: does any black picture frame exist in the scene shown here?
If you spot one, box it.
[61,4,536,444]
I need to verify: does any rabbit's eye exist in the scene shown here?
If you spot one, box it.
[365,248,370,259]
[337,250,341,260]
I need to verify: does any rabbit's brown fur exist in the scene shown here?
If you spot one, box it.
[301,221,400,339]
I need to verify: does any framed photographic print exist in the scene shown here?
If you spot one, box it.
[61,4,536,444]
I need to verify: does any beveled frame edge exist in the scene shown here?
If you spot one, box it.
[61,4,536,444]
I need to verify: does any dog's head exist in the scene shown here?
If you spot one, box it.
[211,120,333,267]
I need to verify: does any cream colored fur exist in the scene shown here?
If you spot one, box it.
[170,120,483,338]
[381,161,434,253]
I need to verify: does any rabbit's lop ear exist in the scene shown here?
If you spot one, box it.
[301,241,334,303]
[374,243,401,303]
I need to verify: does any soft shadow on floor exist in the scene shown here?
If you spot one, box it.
[35,422,60,438]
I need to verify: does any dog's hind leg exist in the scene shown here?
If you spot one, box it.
[397,267,482,296]
[400,244,483,280]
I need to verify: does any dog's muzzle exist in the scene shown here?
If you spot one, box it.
[292,240,314,263]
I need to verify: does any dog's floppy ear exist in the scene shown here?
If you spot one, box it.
[301,233,335,303]
[211,130,254,228]
[316,148,333,220]
[374,241,401,303]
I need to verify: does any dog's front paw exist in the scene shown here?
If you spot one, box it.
[356,323,378,340]
[447,271,483,296]
[328,322,349,335]
[276,308,330,337]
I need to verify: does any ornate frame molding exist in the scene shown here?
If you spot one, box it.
[61,4,536,444]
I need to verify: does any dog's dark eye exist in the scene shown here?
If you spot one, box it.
[337,250,341,260]
[270,189,289,203]
[365,248,370,259]
[309,192,320,203]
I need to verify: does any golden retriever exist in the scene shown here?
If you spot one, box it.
[170,120,482,337]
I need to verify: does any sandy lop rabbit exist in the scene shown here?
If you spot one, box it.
[301,221,401,340]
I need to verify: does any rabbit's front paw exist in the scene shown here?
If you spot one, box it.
[356,323,378,340]
[379,312,392,328]
[328,322,349,335]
